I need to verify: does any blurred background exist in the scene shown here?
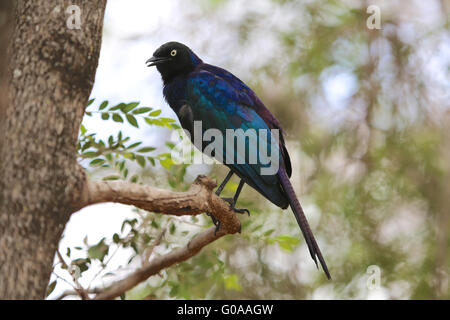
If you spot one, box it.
[50,0,450,299]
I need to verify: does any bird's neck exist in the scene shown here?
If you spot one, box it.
[161,67,191,85]
[163,75,189,113]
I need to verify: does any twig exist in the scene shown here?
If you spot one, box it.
[56,250,90,300]
[143,228,167,264]
[54,288,102,300]
[93,226,228,300]
[88,244,121,290]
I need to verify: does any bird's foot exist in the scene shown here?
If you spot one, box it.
[206,212,219,227]
[214,221,221,236]
[206,212,222,235]
[221,197,250,216]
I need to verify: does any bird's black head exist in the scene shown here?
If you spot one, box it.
[146,41,202,84]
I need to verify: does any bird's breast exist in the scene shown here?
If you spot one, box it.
[163,77,189,113]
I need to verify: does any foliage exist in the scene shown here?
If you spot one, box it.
[77,99,178,182]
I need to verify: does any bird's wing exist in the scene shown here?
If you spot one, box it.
[186,69,288,208]
[201,64,292,177]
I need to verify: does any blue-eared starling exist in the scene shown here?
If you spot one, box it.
[147,41,330,279]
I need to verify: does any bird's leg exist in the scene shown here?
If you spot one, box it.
[207,170,234,234]
[215,170,234,196]
[221,179,250,216]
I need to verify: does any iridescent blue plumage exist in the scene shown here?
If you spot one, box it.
[148,41,330,279]
[183,68,289,208]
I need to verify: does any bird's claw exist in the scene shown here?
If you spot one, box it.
[208,215,241,236]
[207,212,223,236]
[214,220,221,236]
[207,212,219,226]
[233,208,250,216]
[207,195,248,235]
[221,197,250,216]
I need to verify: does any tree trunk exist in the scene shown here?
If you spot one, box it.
[0,0,106,299]
[0,0,13,153]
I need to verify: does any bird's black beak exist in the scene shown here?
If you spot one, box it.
[146,56,171,67]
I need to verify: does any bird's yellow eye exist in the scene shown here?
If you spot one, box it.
[170,49,177,57]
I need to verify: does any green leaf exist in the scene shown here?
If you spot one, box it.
[142,234,152,244]
[165,142,175,149]
[151,119,164,126]
[149,110,162,117]
[82,151,98,158]
[137,147,156,153]
[267,234,300,253]
[123,152,135,159]
[223,274,242,291]
[136,155,146,168]
[151,220,159,229]
[121,102,139,113]
[127,142,142,149]
[113,233,120,244]
[90,158,105,166]
[87,98,95,107]
[112,113,123,123]
[109,103,125,111]
[159,157,174,169]
[88,238,109,262]
[103,175,121,181]
[99,100,109,110]
[132,107,152,114]
[160,117,176,123]
[101,112,110,120]
[252,224,263,232]
[263,229,275,237]
[80,124,87,135]
[71,258,90,274]
[46,280,57,297]
[148,157,156,166]
[126,114,139,128]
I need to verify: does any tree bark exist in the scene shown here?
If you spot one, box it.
[0,0,106,299]
[0,0,13,153]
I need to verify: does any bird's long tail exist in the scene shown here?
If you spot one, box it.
[278,168,331,279]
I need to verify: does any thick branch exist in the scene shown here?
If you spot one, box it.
[81,175,241,234]
[72,175,243,300]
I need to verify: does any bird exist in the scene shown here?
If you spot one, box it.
[147,41,330,279]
